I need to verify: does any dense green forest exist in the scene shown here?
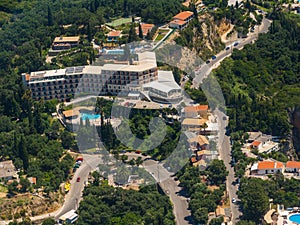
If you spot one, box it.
[213,11,300,137]
[76,179,175,225]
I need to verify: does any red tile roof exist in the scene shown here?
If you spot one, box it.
[251,140,262,147]
[191,156,197,163]
[173,11,194,21]
[185,105,209,112]
[136,23,155,36]
[258,161,284,170]
[286,161,300,169]
[107,30,122,37]
[170,20,187,26]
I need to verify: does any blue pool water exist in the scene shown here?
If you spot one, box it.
[290,214,300,224]
[80,112,100,120]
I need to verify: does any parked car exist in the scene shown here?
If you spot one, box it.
[211,55,217,60]
[206,60,210,64]
[225,46,230,50]
[232,198,237,203]
[77,177,81,182]
[233,41,239,47]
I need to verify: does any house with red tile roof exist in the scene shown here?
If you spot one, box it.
[107,30,122,42]
[169,11,194,30]
[135,23,155,37]
[251,160,284,175]
[285,161,300,174]
[183,104,209,119]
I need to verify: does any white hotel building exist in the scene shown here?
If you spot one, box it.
[22,52,182,103]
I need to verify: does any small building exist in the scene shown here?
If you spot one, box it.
[196,150,218,161]
[0,160,17,181]
[59,209,78,224]
[62,109,80,120]
[188,135,209,150]
[0,161,16,180]
[136,23,155,37]
[49,36,80,56]
[27,177,37,185]
[107,31,122,42]
[251,161,284,175]
[183,104,209,119]
[170,11,194,30]
[182,118,207,132]
[285,161,300,174]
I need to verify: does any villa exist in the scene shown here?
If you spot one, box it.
[183,104,209,119]
[48,36,80,56]
[169,11,194,30]
[285,161,300,175]
[107,30,122,42]
[251,160,284,175]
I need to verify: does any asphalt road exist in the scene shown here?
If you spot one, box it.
[192,17,272,88]
[143,160,193,225]
[55,154,102,219]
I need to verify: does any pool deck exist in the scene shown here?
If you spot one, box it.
[278,211,300,225]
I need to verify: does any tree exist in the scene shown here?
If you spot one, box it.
[138,23,143,39]
[47,6,53,26]
[128,23,138,43]
[8,181,18,194]
[236,220,256,225]
[19,135,29,172]
[206,160,228,185]
[193,208,208,224]
[42,218,55,225]
[61,131,74,149]
[209,217,224,225]
[238,178,269,222]
[19,177,31,193]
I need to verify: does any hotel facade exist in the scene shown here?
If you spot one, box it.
[22,52,182,103]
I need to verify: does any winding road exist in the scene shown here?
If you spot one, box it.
[0,16,273,225]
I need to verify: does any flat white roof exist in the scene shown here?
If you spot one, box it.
[143,70,181,93]
[59,209,78,221]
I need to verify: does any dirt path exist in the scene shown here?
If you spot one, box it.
[221,24,235,43]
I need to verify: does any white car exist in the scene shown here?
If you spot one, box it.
[232,198,237,203]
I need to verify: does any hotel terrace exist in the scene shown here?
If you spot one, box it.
[22,51,182,103]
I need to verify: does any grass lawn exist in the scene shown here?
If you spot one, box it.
[106,17,132,28]
[155,33,166,41]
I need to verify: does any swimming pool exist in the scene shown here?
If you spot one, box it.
[289,214,300,224]
[80,112,100,120]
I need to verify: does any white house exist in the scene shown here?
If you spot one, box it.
[251,161,284,175]
[285,161,300,174]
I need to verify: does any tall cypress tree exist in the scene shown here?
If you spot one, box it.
[19,135,29,172]
[47,5,54,26]
[138,23,143,39]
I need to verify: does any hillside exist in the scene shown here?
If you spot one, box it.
[213,11,300,151]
